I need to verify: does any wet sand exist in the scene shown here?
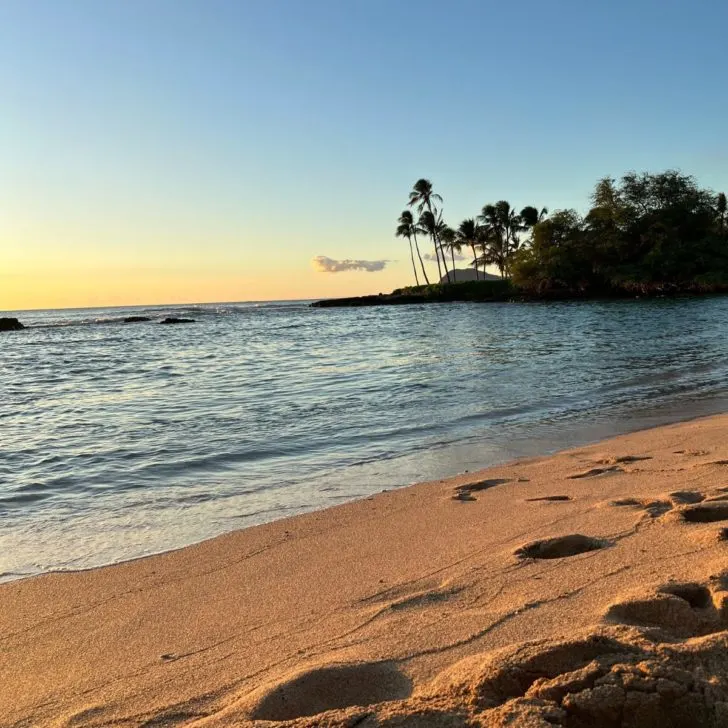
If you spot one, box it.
[4,415,728,726]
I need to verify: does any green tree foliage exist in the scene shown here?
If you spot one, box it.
[512,171,728,294]
[455,218,482,279]
[396,210,429,285]
[408,179,451,283]
[438,225,459,280]
[400,171,727,296]
[477,201,527,278]
[417,208,452,284]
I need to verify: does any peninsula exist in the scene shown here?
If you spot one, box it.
[316,171,728,308]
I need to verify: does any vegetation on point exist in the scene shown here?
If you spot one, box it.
[391,279,515,301]
[395,171,728,296]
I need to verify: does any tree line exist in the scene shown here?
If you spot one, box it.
[396,172,728,294]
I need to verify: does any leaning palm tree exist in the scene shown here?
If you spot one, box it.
[396,210,429,285]
[417,210,452,284]
[455,218,482,279]
[396,212,420,285]
[408,179,450,282]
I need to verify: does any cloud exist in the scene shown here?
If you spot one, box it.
[312,256,390,273]
[423,252,470,262]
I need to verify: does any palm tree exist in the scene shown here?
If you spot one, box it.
[717,193,727,235]
[396,210,429,285]
[439,226,459,281]
[477,201,525,277]
[455,218,482,279]
[477,204,507,277]
[417,210,452,284]
[396,212,420,286]
[520,206,549,229]
[499,201,525,270]
[408,179,450,282]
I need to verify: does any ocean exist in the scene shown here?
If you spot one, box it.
[3,297,728,581]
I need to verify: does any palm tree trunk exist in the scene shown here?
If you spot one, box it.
[413,232,430,285]
[451,247,456,282]
[431,235,443,282]
[440,239,451,283]
[426,201,451,284]
[471,245,479,279]
[408,238,419,286]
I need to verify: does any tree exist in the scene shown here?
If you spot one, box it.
[511,210,587,292]
[399,170,728,296]
[396,210,429,285]
[520,206,548,229]
[717,193,727,235]
[408,179,450,282]
[418,209,452,283]
[477,201,524,277]
[439,226,459,281]
[455,218,482,279]
[477,204,507,277]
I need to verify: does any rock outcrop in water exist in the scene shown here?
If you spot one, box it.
[0,317,24,331]
[123,316,152,323]
[160,317,195,324]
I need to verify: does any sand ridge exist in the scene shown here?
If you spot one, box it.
[3,416,728,726]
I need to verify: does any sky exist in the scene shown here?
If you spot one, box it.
[2,0,727,310]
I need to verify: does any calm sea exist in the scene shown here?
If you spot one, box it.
[3,297,728,580]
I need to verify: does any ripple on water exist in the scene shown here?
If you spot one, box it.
[3,297,728,578]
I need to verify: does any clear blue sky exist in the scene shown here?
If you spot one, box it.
[2,0,727,307]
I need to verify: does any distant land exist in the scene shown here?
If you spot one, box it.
[315,170,728,308]
[311,279,728,308]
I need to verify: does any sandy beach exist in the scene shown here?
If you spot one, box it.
[4,415,728,726]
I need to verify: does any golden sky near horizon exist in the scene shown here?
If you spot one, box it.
[0,256,421,311]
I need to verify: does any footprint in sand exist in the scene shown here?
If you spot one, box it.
[525,495,572,502]
[603,577,728,638]
[669,490,706,505]
[387,586,462,612]
[246,661,412,721]
[567,465,624,479]
[514,534,607,560]
[568,455,652,480]
[596,455,653,465]
[677,502,728,524]
[606,490,707,519]
[608,496,673,518]
[452,478,511,502]
[424,623,728,727]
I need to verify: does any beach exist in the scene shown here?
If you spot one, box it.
[4,414,728,726]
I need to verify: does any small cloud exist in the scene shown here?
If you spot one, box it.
[423,252,469,262]
[312,256,390,273]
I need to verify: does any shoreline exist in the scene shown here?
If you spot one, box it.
[5,414,728,725]
[311,280,728,308]
[6,406,726,586]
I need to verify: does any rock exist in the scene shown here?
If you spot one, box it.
[123,316,152,323]
[0,317,24,331]
[159,317,195,325]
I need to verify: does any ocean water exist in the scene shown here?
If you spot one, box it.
[3,297,728,581]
